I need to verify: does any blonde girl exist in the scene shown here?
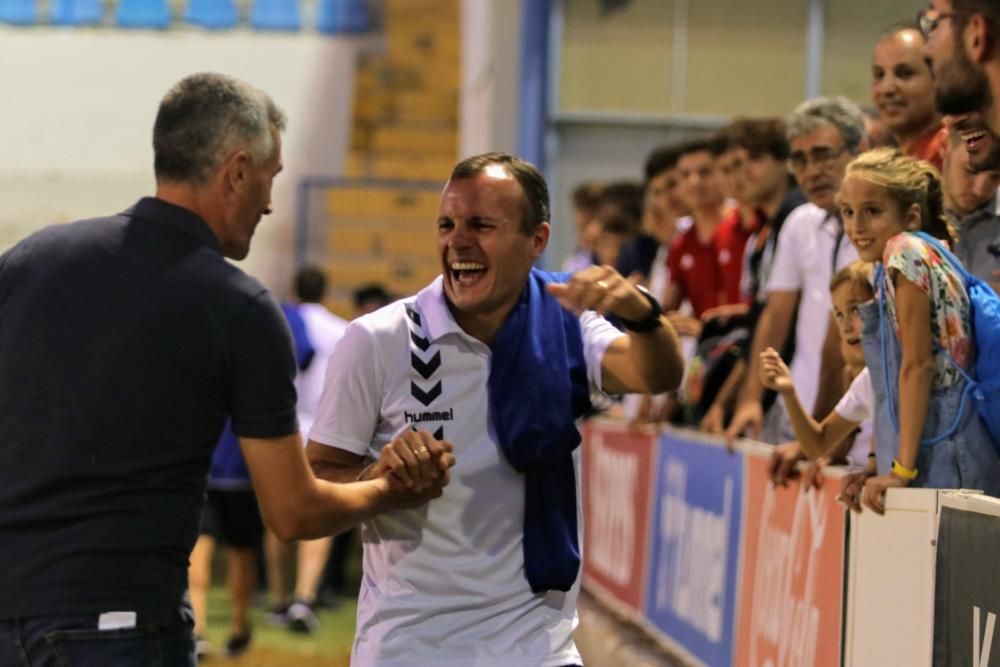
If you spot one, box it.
[837,147,1000,513]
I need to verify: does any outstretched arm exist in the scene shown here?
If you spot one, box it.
[240,433,394,542]
[547,264,684,394]
[241,430,455,542]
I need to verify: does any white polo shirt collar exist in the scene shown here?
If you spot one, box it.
[415,276,472,345]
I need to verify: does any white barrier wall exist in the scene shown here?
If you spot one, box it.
[844,489,940,667]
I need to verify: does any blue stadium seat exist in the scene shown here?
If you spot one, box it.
[249,0,299,30]
[0,0,37,25]
[51,0,102,25]
[185,0,237,29]
[116,0,170,28]
[316,0,370,34]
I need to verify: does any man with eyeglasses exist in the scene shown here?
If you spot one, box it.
[921,1,1000,169]
[726,97,862,463]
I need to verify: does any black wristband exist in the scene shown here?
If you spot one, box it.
[619,285,663,332]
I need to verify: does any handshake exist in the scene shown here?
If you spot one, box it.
[365,429,456,510]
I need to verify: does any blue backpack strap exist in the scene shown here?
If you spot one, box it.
[910,231,983,389]
[877,239,977,445]
[913,231,970,280]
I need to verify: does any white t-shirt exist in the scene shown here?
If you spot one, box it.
[295,302,348,437]
[766,203,858,414]
[834,368,874,466]
[309,276,622,667]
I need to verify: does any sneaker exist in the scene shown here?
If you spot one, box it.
[265,602,290,628]
[194,635,214,659]
[224,629,252,658]
[286,599,320,634]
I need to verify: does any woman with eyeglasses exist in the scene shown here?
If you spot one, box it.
[871,23,945,170]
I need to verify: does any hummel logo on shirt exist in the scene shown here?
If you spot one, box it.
[404,408,455,424]
[407,305,447,438]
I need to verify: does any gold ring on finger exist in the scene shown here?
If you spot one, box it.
[417,447,429,456]
[596,280,609,290]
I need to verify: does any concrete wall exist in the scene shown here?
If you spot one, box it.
[0,27,368,292]
[557,0,920,116]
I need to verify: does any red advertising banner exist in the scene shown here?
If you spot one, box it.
[581,422,657,613]
[734,455,846,667]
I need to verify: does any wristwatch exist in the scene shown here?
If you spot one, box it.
[619,285,663,332]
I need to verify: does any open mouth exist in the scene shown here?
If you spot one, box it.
[450,261,487,286]
[846,337,861,346]
[852,238,875,252]
[954,115,991,154]
[960,128,990,153]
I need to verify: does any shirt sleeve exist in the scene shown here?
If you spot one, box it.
[307,320,383,455]
[228,291,299,439]
[579,310,626,392]
[766,210,805,293]
[833,367,874,423]
[885,234,933,297]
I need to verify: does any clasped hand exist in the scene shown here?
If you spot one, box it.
[372,429,456,509]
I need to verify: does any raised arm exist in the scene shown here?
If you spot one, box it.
[759,347,859,459]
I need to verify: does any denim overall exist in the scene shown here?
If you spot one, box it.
[859,289,1000,495]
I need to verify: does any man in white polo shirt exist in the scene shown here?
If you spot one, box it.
[727,96,864,447]
[306,152,684,667]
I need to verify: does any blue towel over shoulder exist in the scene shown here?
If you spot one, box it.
[488,269,593,592]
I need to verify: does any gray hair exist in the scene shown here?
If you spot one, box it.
[786,96,865,153]
[153,72,287,185]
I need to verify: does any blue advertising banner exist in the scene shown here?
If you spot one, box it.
[644,430,744,667]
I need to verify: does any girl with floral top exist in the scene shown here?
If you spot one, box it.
[837,147,1000,513]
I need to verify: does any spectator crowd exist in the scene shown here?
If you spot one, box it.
[562,9,1000,514]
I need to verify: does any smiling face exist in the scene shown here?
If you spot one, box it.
[831,279,873,369]
[942,123,1000,214]
[839,175,921,262]
[437,168,548,338]
[950,112,1000,170]
[872,29,938,140]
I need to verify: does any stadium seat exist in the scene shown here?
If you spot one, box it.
[185,0,237,29]
[116,0,170,28]
[51,0,102,25]
[0,0,37,25]
[249,0,299,31]
[316,0,370,34]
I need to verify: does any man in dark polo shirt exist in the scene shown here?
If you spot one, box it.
[0,73,452,667]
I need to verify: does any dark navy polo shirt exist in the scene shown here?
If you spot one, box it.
[0,197,298,622]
